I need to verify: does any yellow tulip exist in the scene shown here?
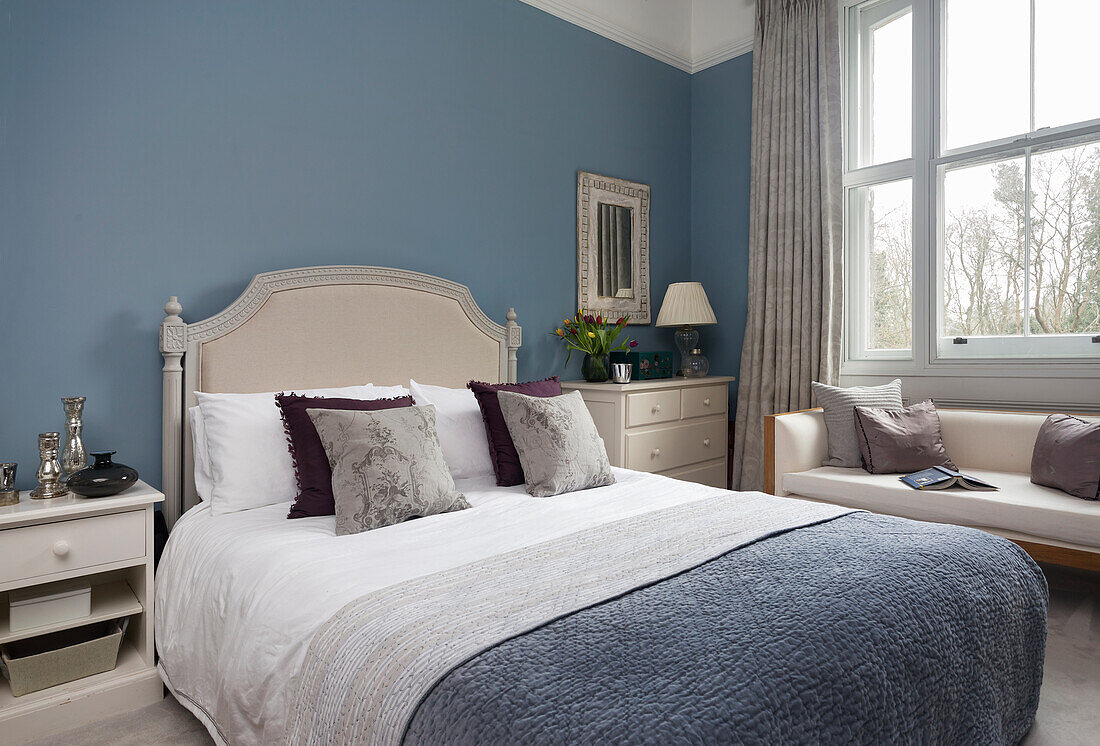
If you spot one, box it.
[556,328,564,336]
[588,331,596,338]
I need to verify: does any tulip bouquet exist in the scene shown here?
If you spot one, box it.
[552,310,638,366]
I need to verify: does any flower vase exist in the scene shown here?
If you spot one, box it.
[582,353,610,383]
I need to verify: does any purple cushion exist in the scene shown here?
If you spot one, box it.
[853,400,957,475]
[468,377,562,486]
[1031,414,1100,500]
[277,393,414,518]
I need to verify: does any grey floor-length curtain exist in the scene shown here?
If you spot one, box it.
[731,0,843,492]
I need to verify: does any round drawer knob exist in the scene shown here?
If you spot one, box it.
[703,397,711,406]
[703,438,711,447]
[52,540,70,557]
[652,448,661,458]
[653,403,661,413]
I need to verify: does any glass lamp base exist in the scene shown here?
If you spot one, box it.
[674,325,699,358]
[674,325,702,376]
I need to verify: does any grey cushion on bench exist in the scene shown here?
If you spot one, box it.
[1031,414,1100,500]
[811,379,902,468]
[854,400,956,474]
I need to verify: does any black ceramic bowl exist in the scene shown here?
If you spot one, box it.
[67,451,139,498]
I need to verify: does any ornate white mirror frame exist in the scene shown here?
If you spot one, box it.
[576,170,651,324]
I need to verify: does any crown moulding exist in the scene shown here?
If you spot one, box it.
[518,0,754,74]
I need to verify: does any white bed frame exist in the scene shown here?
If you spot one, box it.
[158,265,521,528]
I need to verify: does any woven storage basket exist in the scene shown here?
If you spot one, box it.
[1,620,123,697]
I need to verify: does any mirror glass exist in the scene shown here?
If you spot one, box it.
[596,203,634,298]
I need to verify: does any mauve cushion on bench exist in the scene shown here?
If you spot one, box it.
[277,393,414,518]
[854,400,957,475]
[1031,414,1100,500]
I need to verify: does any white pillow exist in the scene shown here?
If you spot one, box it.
[188,406,214,502]
[409,380,494,479]
[197,384,405,515]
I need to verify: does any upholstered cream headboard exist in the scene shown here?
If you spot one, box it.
[159,266,522,527]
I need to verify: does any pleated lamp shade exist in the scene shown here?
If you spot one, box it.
[655,282,717,327]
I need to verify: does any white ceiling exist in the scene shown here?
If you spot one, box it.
[518,0,754,73]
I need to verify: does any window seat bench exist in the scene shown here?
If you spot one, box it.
[764,407,1100,572]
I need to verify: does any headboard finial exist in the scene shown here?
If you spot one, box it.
[164,296,183,320]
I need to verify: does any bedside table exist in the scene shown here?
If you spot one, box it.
[0,481,164,744]
[562,376,735,488]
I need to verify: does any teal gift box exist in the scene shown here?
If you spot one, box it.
[612,350,674,380]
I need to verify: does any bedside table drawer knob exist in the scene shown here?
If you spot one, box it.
[703,397,711,406]
[703,438,711,447]
[652,403,661,413]
[652,448,661,458]
[52,540,70,557]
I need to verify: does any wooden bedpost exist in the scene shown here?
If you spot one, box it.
[505,308,521,384]
[160,296,186,529]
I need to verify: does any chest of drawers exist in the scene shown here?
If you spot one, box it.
[561,376,735,488]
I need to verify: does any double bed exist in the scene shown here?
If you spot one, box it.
[155,266,1047,745]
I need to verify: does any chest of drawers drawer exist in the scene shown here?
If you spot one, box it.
[681,384,728,419]
[626,390,681,427]
[0,509,146,586]
[626,418,727,472]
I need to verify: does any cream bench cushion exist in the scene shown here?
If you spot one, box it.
[783,467,1100,549]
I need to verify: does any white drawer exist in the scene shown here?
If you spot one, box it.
[661,458,728,489]
[626,419,726,472]
[626,390,681,427]
[0,510,146,586]
[681,385,728,420]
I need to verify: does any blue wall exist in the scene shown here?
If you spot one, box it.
[690,54,753,405]
[0,0,695,489]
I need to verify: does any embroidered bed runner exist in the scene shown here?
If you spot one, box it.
[286,491,854,746]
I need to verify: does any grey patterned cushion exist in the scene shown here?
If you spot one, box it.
[307,405,470,535]
[497,390,615,497]
[811,379,903,468]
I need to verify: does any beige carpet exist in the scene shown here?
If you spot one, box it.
[31,563,1100,746]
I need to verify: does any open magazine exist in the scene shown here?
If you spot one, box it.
[900,465,998,491]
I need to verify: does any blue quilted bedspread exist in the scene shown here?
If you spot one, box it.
[403,512,1047,745]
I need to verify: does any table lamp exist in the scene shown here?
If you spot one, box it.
[655,282,717,376]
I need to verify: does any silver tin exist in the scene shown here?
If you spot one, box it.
[611,362,633,384]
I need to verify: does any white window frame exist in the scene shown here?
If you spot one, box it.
[841,0,1100,381]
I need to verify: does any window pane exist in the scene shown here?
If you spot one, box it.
[944,0,1029,150]
[1030,141,1100,334]
[851,1,911,167]
[942,158,1027,336]
[870,10,911,164]
[853,179,912,350]
[1035,0,1100,130]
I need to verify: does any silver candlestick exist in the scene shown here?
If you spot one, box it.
[0,462,18,506]
[61,396,88,481]
[30,432,68,499]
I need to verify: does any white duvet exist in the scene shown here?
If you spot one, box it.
[155,468,732,745]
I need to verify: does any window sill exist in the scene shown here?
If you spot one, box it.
[841,357,1100,379]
